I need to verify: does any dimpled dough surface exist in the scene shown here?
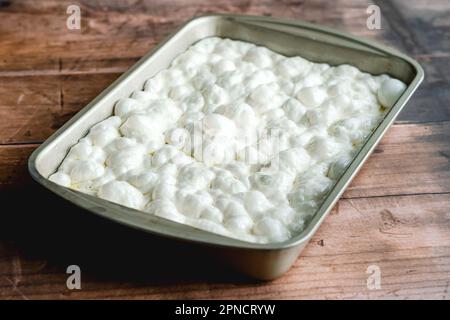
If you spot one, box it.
[49,37,406,243]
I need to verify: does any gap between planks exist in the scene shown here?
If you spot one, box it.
[1,120,448,147]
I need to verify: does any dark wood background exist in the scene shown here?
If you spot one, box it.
[0,0,449,299]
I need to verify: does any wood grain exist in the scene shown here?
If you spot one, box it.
[343,121,450,198]
[0,193,449,299]
[2,122,449,198]
[0,0,449,300]
[0,0,448,135]
[0,73,121,143]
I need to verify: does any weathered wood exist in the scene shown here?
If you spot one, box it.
[1,193,449,299]
[0,0,449,301]
[0,143,36,188]
[2,122,449,198]
[343,121,450,198]
[0,60,448,143]
[0,0,448,140]
[382,0,450,56]
[0,73,121,143]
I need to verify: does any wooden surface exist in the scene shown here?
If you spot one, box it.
[0,0,449,300]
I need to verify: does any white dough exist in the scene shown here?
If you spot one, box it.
[98,180,146,210]
[48,37,405,244]
[378,78,407,108]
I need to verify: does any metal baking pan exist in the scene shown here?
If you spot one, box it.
[28,14,424,280]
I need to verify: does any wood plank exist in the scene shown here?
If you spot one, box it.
[397,75,450,124]
[0,60,448,143]
[1,121,449,199]
[372,0,450,123]
[0,73,121,144]
[343,121,450,198]
[0,0,438,74]
[385,0,450,55]
[1,193,449,299]
[0,0,426,74]
[0,143,36,189]
[0,0,448,141]
[0,0,449,302]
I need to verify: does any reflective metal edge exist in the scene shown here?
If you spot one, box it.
[28,14,424,279]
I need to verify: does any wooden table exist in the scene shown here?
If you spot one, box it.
[0,0,449,300]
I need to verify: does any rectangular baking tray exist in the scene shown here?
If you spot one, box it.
[28,14,424,280]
